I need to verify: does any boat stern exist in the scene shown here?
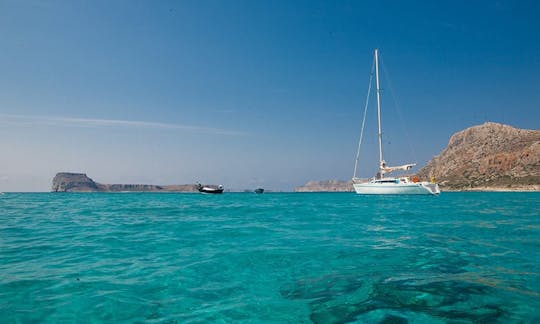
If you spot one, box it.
[421,182,441,195]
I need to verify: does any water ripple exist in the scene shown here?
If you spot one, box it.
[0,192,539,322]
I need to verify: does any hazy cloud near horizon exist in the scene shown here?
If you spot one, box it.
[0,114,246,136]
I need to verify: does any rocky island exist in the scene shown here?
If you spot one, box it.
[51,173,199,192]
[296,122,539,192]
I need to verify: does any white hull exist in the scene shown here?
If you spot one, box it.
[353,181,440,195]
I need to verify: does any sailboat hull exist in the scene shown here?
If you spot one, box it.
[353,181,440,195]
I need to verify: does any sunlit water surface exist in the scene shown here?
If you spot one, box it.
[1,192,539,323]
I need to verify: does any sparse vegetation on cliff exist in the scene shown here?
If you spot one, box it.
[417,122,539,191]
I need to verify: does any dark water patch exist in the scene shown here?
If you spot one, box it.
[380,314,409,323]
[280,273,367,304]
[283,271,513,323]
[315,276,510,323]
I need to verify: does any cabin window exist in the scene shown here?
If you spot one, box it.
[374,180,398,184]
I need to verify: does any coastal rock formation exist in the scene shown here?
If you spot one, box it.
[295,180,354,192]
[295,122,539,192]
[51,172,198,192]
[417,122,540,190]
[52,173,100,192]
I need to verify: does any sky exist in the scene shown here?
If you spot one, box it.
[0,0,539,191]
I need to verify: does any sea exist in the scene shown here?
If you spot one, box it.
[1,192,539,323]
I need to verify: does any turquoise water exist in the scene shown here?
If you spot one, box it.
[1,192,539,323]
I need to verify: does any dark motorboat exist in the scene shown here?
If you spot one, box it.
[197,183,224,194]
[254,188,264,194]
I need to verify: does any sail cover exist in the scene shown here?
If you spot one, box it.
[380,162,416,174]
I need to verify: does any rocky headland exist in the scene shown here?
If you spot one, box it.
[296,122,539,192]
[51,173,199,192]
[417,122,539,191]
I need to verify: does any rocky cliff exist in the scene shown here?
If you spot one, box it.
[51,173,198,192]
[295,180,354,192]
[52,173,100,192]
[295,122,539,192]
[417,122,540,191]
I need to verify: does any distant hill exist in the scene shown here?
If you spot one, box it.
[417,122,539,191]
[51,173,199,192]
[295,180,353,192]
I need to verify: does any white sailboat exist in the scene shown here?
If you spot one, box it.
[352,49,440,195]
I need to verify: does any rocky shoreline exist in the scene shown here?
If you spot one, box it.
[442,185,540,192]
[52,172,539,193]
[51,173,199,192]
[296,122,539,192]
[294,180,539,192]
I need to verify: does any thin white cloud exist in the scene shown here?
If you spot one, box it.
[0,114,246,135]
[212,109,239,114]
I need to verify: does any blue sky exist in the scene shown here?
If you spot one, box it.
[1,0,539,191]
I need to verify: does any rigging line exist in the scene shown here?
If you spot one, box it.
[353,56,376,179]
[379,55,419,165]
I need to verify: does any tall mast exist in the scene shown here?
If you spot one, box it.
[374,48,384,171]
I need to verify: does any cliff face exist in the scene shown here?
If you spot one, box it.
[295,180,353,192]
[417,122,540,190]
[52,173,99,192]
[295,122,539,192]
[51,173,198,192]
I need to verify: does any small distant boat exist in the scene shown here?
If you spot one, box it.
[197,183,224,194]
[352,49,440,195]
[254,188,264,194]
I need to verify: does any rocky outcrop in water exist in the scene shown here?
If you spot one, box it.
[295,180,353,192]
[52,173,100,192]
[51,172,198,192]
[417,122,540,191]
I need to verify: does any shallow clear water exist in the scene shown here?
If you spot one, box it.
[1,192,539,323]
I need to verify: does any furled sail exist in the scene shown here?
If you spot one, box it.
[380,161,416,174]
